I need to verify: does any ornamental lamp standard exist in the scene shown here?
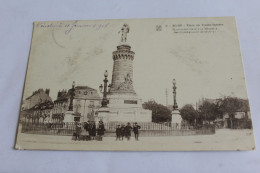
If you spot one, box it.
[99,84,103,93]
[99,70,109,107]
[68,81,75,111]
[172,78,178,110]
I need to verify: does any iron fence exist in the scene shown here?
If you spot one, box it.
[21,122,215,137]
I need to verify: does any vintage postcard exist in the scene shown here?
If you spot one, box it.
[15,17,255,151]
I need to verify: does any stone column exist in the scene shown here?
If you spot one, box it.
[109,44,136,94]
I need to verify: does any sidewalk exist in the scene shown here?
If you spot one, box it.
[15,129,255,151]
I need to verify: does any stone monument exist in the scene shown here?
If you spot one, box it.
[171,79,182,127]
[97,24,152,123]
[63,81,77,123]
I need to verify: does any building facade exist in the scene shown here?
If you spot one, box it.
[21,89,53,123]
[53,86,102,123]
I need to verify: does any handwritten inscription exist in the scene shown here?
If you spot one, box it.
[36,21,110,34]
[156,23,224,34]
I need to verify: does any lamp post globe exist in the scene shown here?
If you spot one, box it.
[104,70,108,77]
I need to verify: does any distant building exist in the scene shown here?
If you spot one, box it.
[223,102,251,128]
[21,89,53,123]
[197,97,251,128]
[53,86,101,123]
[52,89,68,122]
[223,112,250,120]
[21,88,52,111]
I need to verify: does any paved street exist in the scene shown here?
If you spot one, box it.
[15,129,255,151]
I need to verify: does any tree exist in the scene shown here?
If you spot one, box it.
[218,97,246,128]
[179,104,198,125]
[198,100,218,124]
[143,100,171,122]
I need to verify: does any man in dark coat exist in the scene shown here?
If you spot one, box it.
[97,120,105,141]
[133,122,141,140]
[120,124,125,140]
[84,121,90,140]
[75,123,82,141]
[89,121,96,140]
[116,125,121,141]
[124,122,132,140]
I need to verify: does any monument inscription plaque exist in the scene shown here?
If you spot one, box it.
[124,100,138,104]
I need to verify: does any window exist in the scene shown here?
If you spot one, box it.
[90,101,94,106]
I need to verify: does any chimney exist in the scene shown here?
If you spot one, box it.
[45,88,50,96]
[57,90,61,99]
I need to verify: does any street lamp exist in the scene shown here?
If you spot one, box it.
[104,70,108,78]
[68,81,75,111]
[100,70,109,107]
[172,78,178,110]
[99,84,103,93]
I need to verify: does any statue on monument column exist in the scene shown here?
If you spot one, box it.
[118,23,130,43]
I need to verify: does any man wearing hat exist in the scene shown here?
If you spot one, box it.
[124,122,133,140]
[133,122,141,141]
[89,121,96,140]
[120,124,125,140]
[97,120,105,141]
[75,122,82,141]
[116,124,121,141]
[84,120,91,140]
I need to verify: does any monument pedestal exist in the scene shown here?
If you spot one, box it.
[97,107,152,123]
[171,109,182,126]
[97,93,152,123]
[64,111,75,123]
[96,107,109,122]
[64,111,82,123]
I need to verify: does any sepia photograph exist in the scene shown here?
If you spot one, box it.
[15,17,255,151]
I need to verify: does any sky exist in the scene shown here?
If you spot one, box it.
[23,17,249,108]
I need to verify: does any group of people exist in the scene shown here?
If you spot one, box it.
[73,121,141,141]
[74,120,105,141]
[116,122,141,141]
